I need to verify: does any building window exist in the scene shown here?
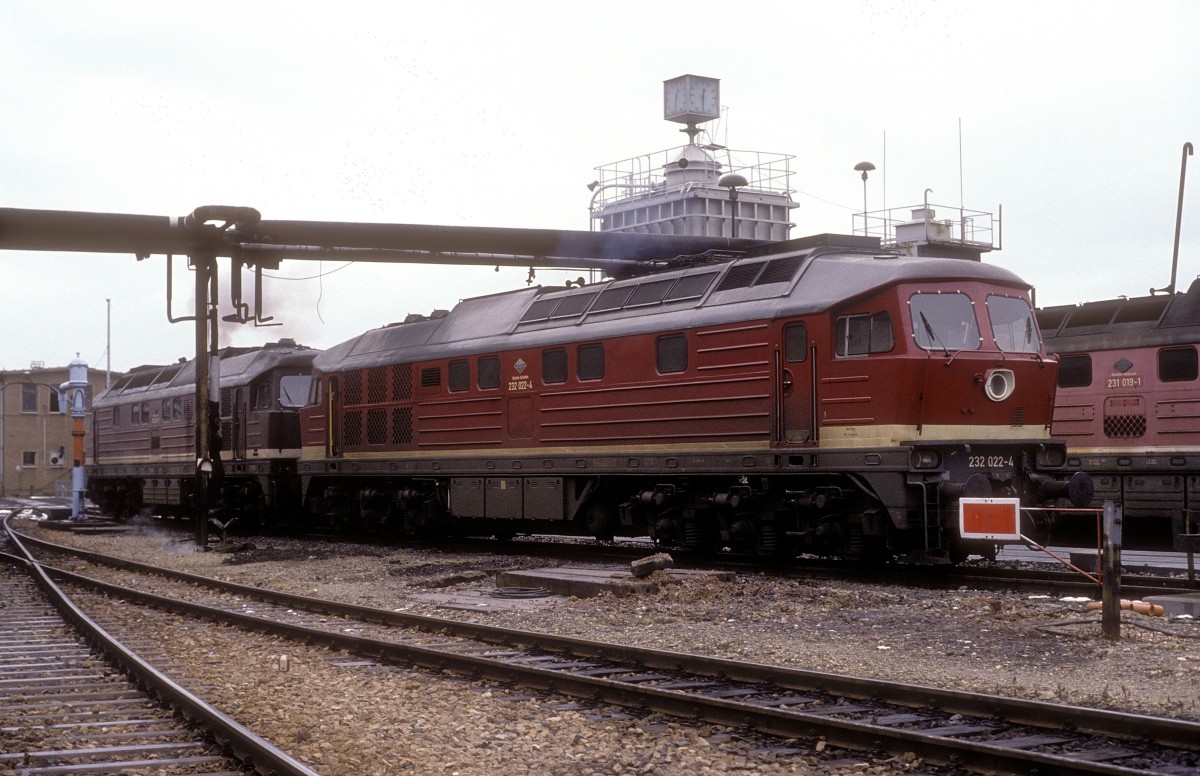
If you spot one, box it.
[21,384,37,413]
[578,344,604,381]
[1057,354,1092,388]
[448,360,470,392]
[1159,346,1198,382]
[49,390,60,413]
[656,335,688,374]
[543,349,567,384]
[478,356,501,390]
[22,451,36,467]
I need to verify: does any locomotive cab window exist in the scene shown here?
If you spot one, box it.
[987,295,1041,353]
[657,335,687,373]
[1057,354,1093,388]
[543,349,567,384]
[836,312,893,356]
[1159,346,1198,382]
[478,356,501,390]
[908,292,981,352]
[448,360,470,392]
[785,323,808,362]
[578,344,605,381]
[279,375,311,408]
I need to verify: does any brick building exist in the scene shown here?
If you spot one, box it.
[0,362,112,497]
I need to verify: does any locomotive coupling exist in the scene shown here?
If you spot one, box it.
[1028,470,1095,507]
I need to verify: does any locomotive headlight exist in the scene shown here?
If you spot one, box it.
[909,449,942,469]
[983,368,1016,402]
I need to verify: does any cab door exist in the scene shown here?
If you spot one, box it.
[327,375,343,458]
[779,322,815,444]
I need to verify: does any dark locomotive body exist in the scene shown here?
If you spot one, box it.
[298,235,1087,562]
[87,339,316,523]
[1038,279,1200,548]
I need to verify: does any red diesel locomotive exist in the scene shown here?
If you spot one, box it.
[1038,278,1200,548]
[87,339,317,523]
[297,234,1090,562]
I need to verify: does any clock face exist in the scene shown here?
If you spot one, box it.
[664,75,720,124]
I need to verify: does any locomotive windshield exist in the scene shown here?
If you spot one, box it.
[279,374,313,408]
[908,292,981,352]
[986,295,1041,353]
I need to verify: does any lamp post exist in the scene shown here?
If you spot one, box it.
[854,161,875,235]
[718,173,748,239]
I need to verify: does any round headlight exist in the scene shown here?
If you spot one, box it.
[983,368,1015,402]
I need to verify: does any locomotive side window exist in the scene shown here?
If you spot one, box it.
[1057,354,1092,388]
[131,404,141,425]
[578,344,605,381]
[161,399,171,420]
[908,293,981,352]
[279,375,311,408]
[253,382,272,409]
[836,312,894,356]
[173,397,184,420]
[987,295,1041,353]
[1159,346,1198,382]
[478,356,501,389]
[543,349,567,384]
[657,335,688,373]
[785,323,808,362]
[448,360,470,392]
[112,406,121,427]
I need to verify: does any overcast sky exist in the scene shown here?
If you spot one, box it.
[2,1,1197,374]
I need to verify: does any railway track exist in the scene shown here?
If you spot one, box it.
[16,524,1200,775]
[0,524,321,776]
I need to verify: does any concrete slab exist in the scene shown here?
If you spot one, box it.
[1144,592,1200,618]
[495,565,735,599]
[407,589,558,612]
[40,519,131,534]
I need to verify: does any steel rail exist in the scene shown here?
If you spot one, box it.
[2,519,321,776]
[29,545,1200,775]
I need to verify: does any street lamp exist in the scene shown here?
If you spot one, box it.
[718,173,748,238]
[854,161,875,234]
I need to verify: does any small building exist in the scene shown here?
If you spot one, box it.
[0,362,112,498]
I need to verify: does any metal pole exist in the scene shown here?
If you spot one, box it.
[194,255,212,549]
[1101,500,1123,641]
[1167,142,1193,295]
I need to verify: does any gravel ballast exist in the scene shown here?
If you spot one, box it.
[15,520,1200,774]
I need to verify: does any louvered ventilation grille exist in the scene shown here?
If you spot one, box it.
[367,408,387,445]
[392,363,413,401]
[714,263,763,291]
[344,371,363,405]
[343,410,363,446]
[367,367,387,404]
[392,406,413,445]
[1104,415,1146,438]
